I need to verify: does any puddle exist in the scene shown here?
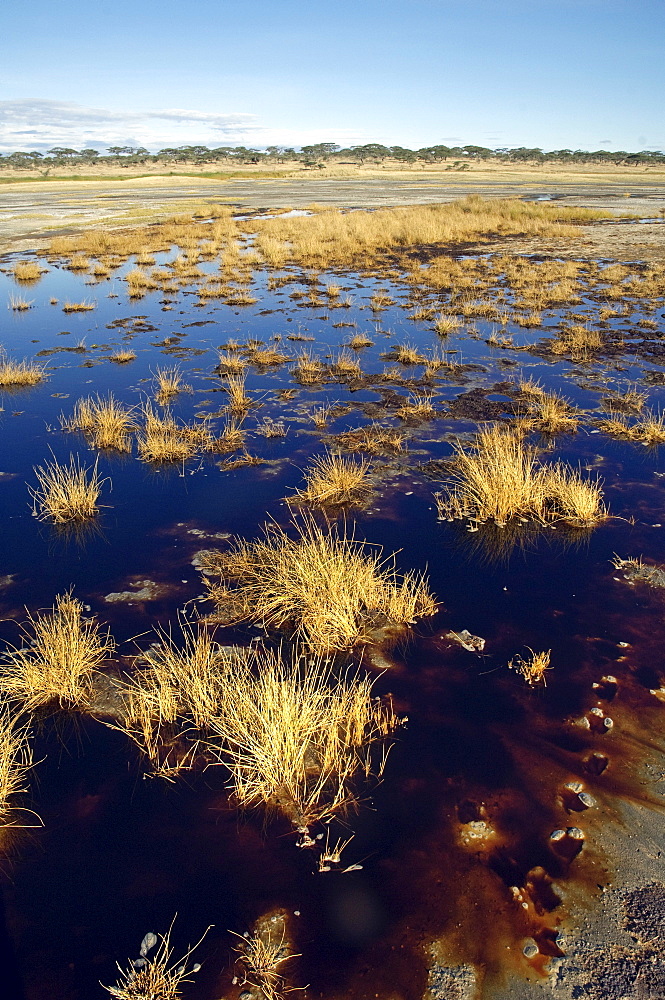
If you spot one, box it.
[0,238,664,1000]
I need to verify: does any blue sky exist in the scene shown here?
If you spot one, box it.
[2,0,663,152]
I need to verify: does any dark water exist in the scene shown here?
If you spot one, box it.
[0,250,664,999]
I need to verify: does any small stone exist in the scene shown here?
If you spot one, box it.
[523,940,539,959]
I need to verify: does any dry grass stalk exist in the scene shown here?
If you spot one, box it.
[203,517,436,651]
[210,418,245,453]
[0,706,35,827]
[293,452,372,507]
[208,647,401,828]
[66,254,90,271]
[104,922,208,1000]
[598,409,665,445]
[551,325,603,360]
[65,394,135,451]
[385,343,426,366]
[0,355,45,386]
[508,648,551,687]
[31,455,106,522]
[249,346,289,367]
[0,594,113,710]
[436,424,605,529]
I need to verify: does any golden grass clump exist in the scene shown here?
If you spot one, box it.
[434,314,461,336]
[508,648,552,687]
[331,349,362,379]
[65,393,136,451]
[551,324,603,360]
[66,254,91,271]
[137,405,208,463]
[0,594,113,711]
[385,343,426,366]
[31,455,106,522]
[522,385,579,434]
[436,424,605,529]
[223,373,252,415]
[134,620,232,729]
[108,350,137,364]
[125,268,159,297]
[292,350,325,384]
[334,423,406,454]
[208,647,401,828]
[347,333,374,349]
[293,452,372,507]
[154,366,190,401]
[62,299,95,313]
[12,261,44,282]
[203,517,436,651]
[0,706,34,828]
[232,926,298,1000]
[598,409,665,446]
[395,392,436,421]
[217,350,248,375]
[104,923,208,1000]
[8,294,32,311]
[0,354,45,387]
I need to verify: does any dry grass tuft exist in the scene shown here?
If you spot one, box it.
[0,594,113,711]
[65,394,136,452]
[231,927,298,1000]
[12,261,44,282]
[154,366,190,402]
[108,350,137,364]
[523,386,579,434]
[0,706,35,827]
[0,354,45,387]
[62,300,95,313]
[347,333,374,349]
[436,424,605,529]
[292,452,372,507]
[331,350,362,379]
[395,393,437,421]
[223,374,252,415]
[334,423,406,455]
[508,648,551,687]
[203,517,436,651]
[433,314,461,336]
[31,455,106,522]
[208,647,401,828]
[137,405,208,463]
[292,350,325,385]
[134,620,232,729]
[104,922,208,1000]
[8,294,32,311]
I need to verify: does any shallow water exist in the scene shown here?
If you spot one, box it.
[0,246,664,999]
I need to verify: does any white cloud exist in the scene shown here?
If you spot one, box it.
[0,99,365,152]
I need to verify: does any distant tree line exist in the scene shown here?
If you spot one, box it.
[2,142,664,171]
